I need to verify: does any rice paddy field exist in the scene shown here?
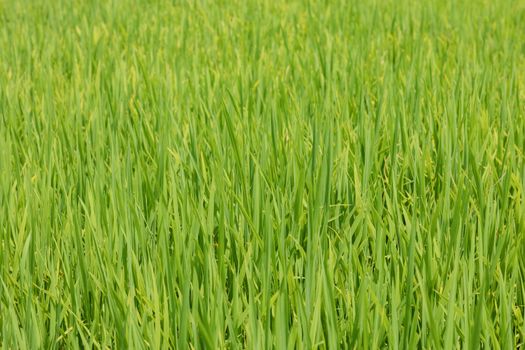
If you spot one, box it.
[1,0,525,348]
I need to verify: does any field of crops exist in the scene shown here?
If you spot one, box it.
[1,0,525,348]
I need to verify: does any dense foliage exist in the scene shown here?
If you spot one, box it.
[1,0,525,348]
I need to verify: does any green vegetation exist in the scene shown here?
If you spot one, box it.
[1,0,525,348]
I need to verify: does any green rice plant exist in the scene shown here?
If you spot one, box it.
[1,0,524,348]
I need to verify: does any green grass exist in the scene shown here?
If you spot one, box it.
[1,0,525,348]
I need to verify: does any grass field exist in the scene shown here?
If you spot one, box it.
[1,0,525,348]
